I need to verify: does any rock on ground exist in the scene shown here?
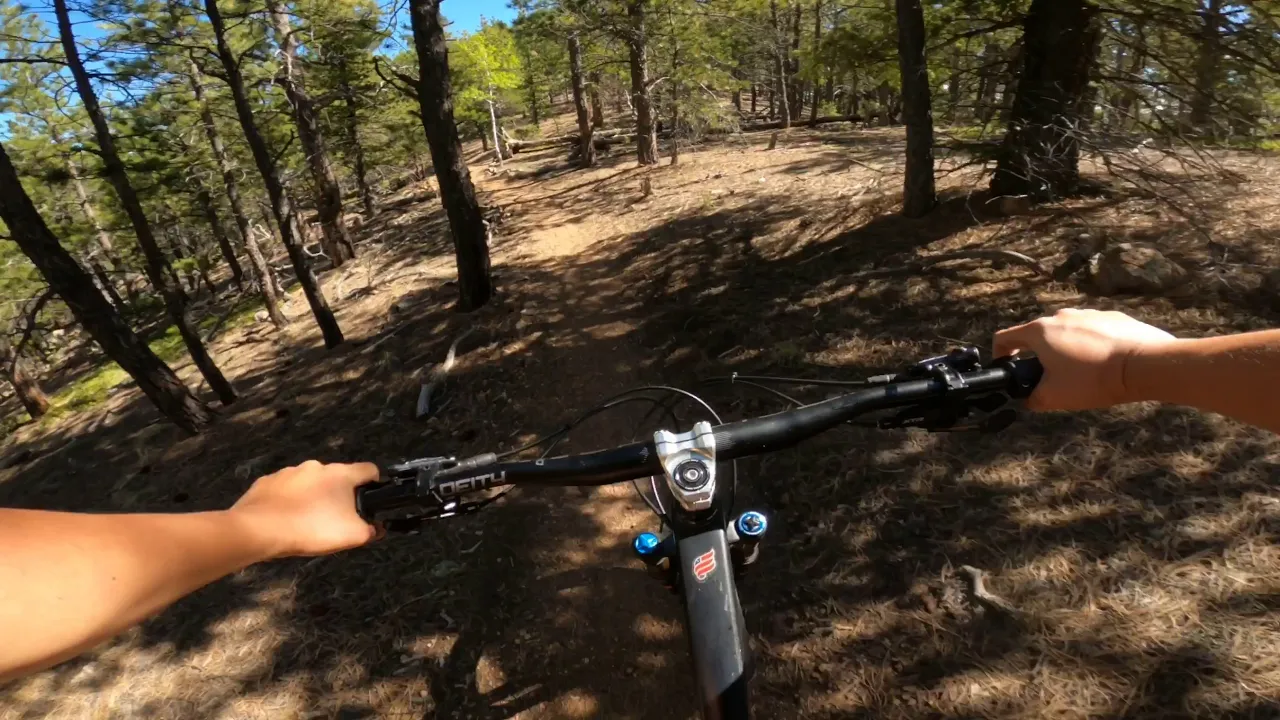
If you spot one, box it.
[1088,243,1189,295]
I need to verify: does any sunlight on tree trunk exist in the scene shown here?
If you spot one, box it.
[408,0,493,311]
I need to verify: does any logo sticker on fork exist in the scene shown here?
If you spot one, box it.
[692,549,717,582]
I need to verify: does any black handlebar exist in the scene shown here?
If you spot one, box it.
[356,356,1043,521]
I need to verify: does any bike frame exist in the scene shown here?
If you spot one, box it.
[658,463,752,719]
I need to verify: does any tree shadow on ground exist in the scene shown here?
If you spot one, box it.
[4,142,1280,719]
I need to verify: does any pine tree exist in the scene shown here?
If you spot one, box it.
[0,141,213,433]
[408,0,493,311]
[203,0,345,347]
[53,0,237,405]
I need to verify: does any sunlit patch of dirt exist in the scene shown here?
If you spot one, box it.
[4,119,1280,719]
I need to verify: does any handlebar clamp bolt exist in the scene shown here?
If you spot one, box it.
[633,532,663,558]
[736,511,768,538]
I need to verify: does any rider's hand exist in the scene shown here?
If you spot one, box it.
[229,461,381,559]
[993,308,1176,411]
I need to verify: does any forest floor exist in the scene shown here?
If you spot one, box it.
[4,121,1280,719]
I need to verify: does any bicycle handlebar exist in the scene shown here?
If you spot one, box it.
[356,356,1043,521]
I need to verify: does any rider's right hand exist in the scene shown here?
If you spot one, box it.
[993,308,1176,412]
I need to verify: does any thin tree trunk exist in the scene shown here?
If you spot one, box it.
[771,0,792,129]
[751,82,758,115]
[945,43,963,122]
[66,158,127,309]
[810,0,823,126]
[1115,21,1147,130]
[408,0,493,311]
[994,43,1023,126]
[186,58,285,328]
[337,62,376,218]
[267,0,355,266]
[589,70,606,128]
[85,252,126,311]
[789,0,803,122]
[1189,0,1223,135]
[488,98,505,166]
[161,221,196,299]
[627,0,659,165]
[992,0,1101,200]
[206,0,342,346]
[0,142,212,433]
[194,182,245,291]
[896,0,936,217]
[569,34,596,169]
[55,0,236,405]
[976,42,1000,125]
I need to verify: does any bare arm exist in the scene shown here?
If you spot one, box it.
[0,461,379,683]
[993,309,1280,434]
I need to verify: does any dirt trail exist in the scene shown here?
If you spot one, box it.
[6,128,1280,719]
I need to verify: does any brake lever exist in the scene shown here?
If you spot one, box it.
[877,392,1016,433]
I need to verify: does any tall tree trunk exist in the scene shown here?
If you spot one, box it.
[994,43,1023,126]
[1189,0,1223,135]
[84,252,126,311]
[186,58,285,328]
[1114,21,1147,130]
[810,0,824,126]
[896,0,936,217]
[569,34,596,169]
[408,0,493,312]
[337,64,376,218]
[770,0,792,128]
[54,0,236,405]
[751,82,758,115]
[194,182,245,291]
[945,43,963,122]
[267,0,355,267]
[588,71,606,128]
[205,0,343,346]
[66,158,127,310]
[627,0,659,165]
[976,42,1001,125]
[991,0,1101,200]
[1078,29,1105,133]
[0,142,212,433]
[487,97,505,166]
[161,221,196,299]
[789,0,803,122]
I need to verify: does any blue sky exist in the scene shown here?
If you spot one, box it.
[445,0,518,33]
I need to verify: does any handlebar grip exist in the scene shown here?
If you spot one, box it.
[355,479,417,521]
[355,482,380,521]
[997,356,1043,399]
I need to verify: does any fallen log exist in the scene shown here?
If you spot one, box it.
[508,128,631,154]
[738,114,863,133]
[506,114,864,155]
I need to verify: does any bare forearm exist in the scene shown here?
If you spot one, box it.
[1126,330,1280,433]
[0,509,273,681]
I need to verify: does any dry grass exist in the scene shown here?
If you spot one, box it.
[3,122,1280,719]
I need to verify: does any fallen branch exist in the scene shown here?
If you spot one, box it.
[919,249,1049,277]
[835,249,1049,282]
[958,565,1023,617]
[415,327,475,419]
